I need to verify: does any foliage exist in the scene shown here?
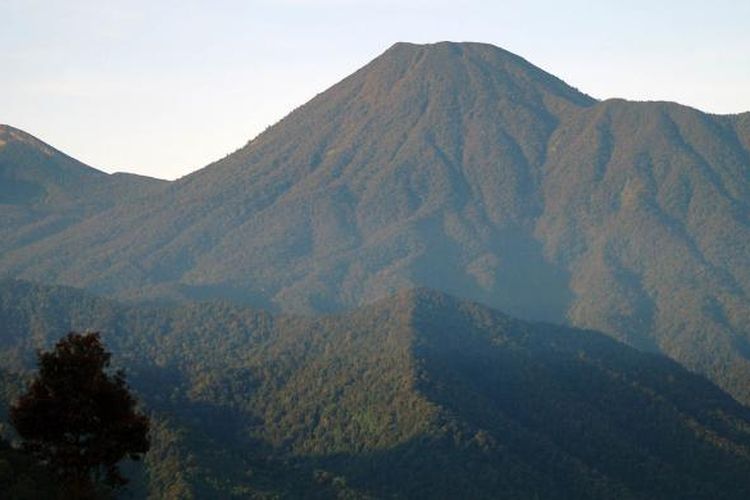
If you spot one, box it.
[0,437,61,499]
[2,282,750,498]
[1,43,749,409]
[10,332,150,497]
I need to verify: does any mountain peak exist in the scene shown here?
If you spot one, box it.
[386,40,542,61]
[0,125,166,219]
[4,43,750,409]
[366,41,596,108]
[0,125,109,207]
[0,124,59,156]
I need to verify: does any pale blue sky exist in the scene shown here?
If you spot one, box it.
[2,0,749,179]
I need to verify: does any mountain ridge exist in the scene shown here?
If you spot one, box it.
[2,280,750,497]
[1,42,749,405]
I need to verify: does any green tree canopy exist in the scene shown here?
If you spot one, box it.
[10,332,149,498]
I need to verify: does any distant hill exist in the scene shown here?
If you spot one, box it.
[1,280,750,498]
[1,42,749,405]
[0,124,167,258]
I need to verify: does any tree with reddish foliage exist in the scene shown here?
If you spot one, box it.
[10,332,149,498]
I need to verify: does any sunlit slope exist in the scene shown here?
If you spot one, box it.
[1,42,749,403]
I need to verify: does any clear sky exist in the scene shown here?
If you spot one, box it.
[2,0,749,180]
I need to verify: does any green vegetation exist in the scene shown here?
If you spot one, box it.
[11,332,150,497]
[0,124,167,261]
[2,281,750,498]
[0,437,60,499]
[1,43,749,408]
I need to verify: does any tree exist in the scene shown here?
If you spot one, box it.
[10,332,149,497]
[0,436,60,499]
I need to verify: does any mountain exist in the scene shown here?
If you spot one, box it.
[2,280,750,498]
[1,42,749,405]
[0,124,168,257]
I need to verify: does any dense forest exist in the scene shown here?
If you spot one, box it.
[2,42,750,410]
[3,43,750,495]
[2,280,750,498]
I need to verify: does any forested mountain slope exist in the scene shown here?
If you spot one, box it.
[1,42,749,404]
[0,124,167,258]
[1,281,750,498]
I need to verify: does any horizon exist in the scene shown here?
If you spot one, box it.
[3,0,749,180]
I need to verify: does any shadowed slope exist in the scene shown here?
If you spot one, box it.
[0,43,749,404]
[536,100,750,400]
[2,282,750,498]
[0,43,594,313]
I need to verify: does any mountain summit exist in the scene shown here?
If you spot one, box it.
[1,42,750,403]
[0,124,166,256]
[0,124,106,204]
